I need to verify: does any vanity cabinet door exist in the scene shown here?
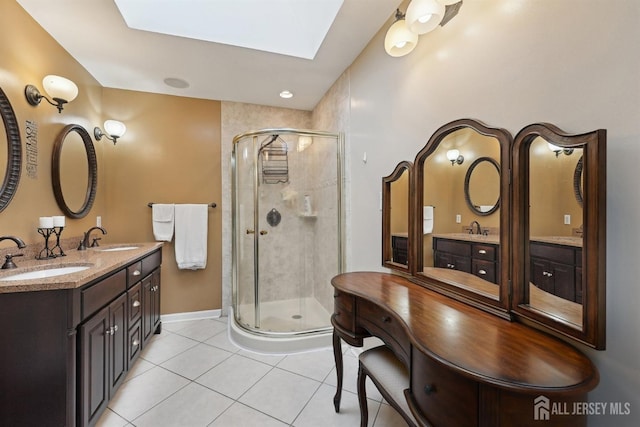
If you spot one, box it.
[142,269,162,346]
[80,293,128,426]
[79,306,109,427]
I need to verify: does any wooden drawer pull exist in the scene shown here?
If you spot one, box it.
[424,384,436,395]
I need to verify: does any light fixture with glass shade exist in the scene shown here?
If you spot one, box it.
[446,149,464,165]
[405,0,446,34]
[94,120,127,145]
[384,9,419,57]
[24,75,78,113]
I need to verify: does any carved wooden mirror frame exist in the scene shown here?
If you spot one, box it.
[0,87,22,212]
[382,161,413,273]
[512,123,606,349]
[411,118,512,317]
[52,124,98,219]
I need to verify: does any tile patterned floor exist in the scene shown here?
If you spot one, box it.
[96,317,407,427]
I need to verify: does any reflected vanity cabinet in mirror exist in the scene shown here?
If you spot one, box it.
[381,118,606,350]
[411,118,512,318]
[512,123,606,349]
[382,161,413,273]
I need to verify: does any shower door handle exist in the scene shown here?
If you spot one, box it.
[260,230,268,235]
[246,229,255,234]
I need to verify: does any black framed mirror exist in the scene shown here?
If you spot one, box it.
[413,119,512,316]
[464,156,500,216]
[52,124,97,219]
[0,87,22,212]
[574,156,584,207]
[512,123,606,349]
[382,161,412,272]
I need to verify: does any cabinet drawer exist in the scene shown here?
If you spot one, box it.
[472,243,496,261]
[472,259,496,283]
[410,348,478,427]
[358,299,409,365]
[81,269,127,321]
[127,261,143,287]
[142,249,162,277]
[333,291,356,332]
[392,236,408,250]
[128,319,142,368]
[434,238,471,257]
[530,242,575,265]
[128,282,142,325]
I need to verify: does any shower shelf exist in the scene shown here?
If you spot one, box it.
[260,135,289,184]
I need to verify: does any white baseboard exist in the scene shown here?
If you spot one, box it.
[161,309,222,323]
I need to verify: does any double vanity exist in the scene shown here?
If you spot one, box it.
[0,242,163,427]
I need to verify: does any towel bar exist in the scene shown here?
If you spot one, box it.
[147,202,216,208]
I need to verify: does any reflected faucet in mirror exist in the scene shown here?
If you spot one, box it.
[78,227,107,251]
[0,236,26,269]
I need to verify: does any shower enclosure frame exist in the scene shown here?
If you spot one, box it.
[231,128,345,338]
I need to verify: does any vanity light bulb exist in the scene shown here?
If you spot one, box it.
[446,149,460,161]
[42,75,78,103]
[104,120,126,138]
[384,18,418,57]
[405,0,445,34]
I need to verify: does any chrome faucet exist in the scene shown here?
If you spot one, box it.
[469,221,482,235]
[0,235,26,269]
[78,227,107,250]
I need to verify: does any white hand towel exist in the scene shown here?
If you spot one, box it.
[423,205,434,234]
[174,204,208,270]
[152,204,175,242]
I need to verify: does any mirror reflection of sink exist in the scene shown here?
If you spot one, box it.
[97,246,139,252]
[0,265,91,281]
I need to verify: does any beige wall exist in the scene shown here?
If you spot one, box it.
[335,0,639,425]
[0,1,105,246]
[0,2,222,315]
[102,89,222,314]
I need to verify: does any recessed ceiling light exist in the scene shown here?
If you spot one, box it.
[279,90,293,99]
[164,77,190,89]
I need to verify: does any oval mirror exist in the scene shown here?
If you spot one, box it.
[513,123,606,349]
[464,157,500,216]
[413,119,511,316]
[0,87,22,212]
[382,161,412,272]
[52,124,97,218]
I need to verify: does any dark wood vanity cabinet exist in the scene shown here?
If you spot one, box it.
[331,273,598,427]
[391,235,408,265]
[433,237,498,284]
[0,247,162,427]
[530,241,582,303]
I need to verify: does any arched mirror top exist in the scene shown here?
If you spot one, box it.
[513,122,606,349]
[52,124,98,219]
[382,161,413,272]
[413,118,512,315]
[464,157,500,217]
[0,86,22,212]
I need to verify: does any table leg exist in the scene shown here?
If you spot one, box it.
[332,329,343,412]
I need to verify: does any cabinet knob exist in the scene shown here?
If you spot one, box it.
[478,249,487,254]
[106,327,114,336]
[133,300,141,307]
[382,316,391,323]
[132,339,140,347]
[133,270,141,276]
[113,325,118,332]
[478,269,487,275]
[424,384,436,395]
[334,292,339,298]
[260,230,268,235]
[246,229,255,234]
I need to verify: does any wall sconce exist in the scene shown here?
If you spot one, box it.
[447,149,464,165]
[25,75,78,113]
[94,120,127,145]
[547,142,574,157]
[385,0,463,57]
[384,9,419,57]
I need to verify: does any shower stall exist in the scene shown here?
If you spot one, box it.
[231,129,343,352]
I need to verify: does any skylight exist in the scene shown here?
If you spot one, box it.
[114,0,344,60]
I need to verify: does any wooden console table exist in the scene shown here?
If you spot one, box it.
[331,272,598,427]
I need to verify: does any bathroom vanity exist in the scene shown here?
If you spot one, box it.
[0,242,162,427]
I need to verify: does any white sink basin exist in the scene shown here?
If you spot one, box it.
[0,265,91,281]
[98,246,139,252]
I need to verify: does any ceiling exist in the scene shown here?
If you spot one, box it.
[17,0,401,111]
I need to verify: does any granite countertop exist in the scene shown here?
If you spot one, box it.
[530,236,583,247]
[431,233,500,245]
[0,242,163,294]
